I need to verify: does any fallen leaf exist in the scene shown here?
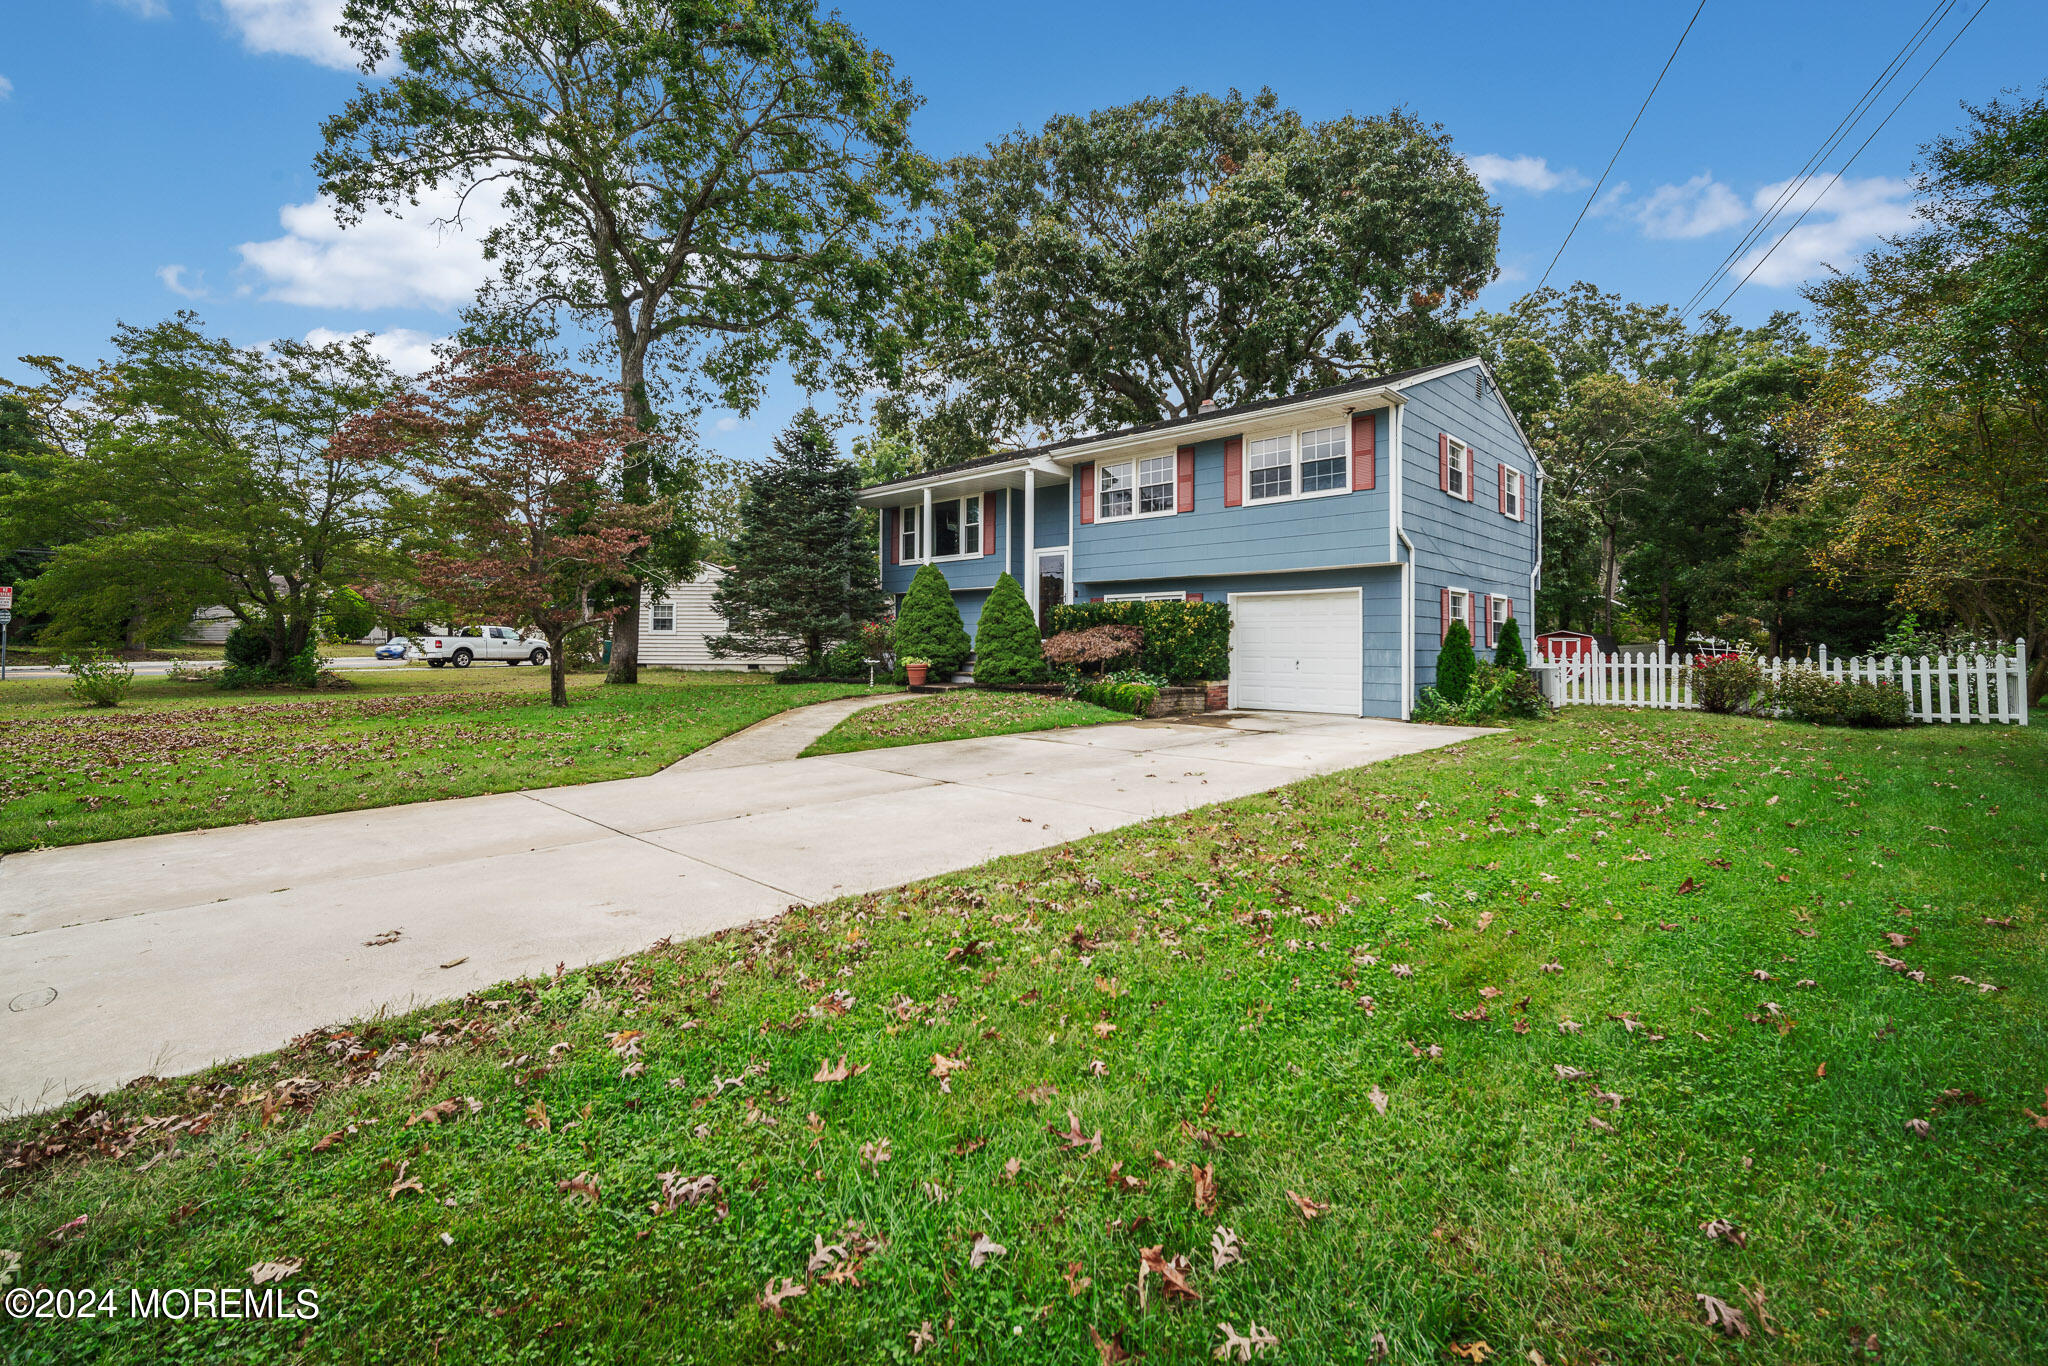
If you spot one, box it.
[556,1172,600,1206]
[1285,1189,1329,1221]
[758,1276,806,1317]
[1696,1293,1751,1339]
[1214,1320,1280,1360]
[1138,1244,1200,1307]
[1368,1086,1389,1116]
[1191,1162,1217,1214]
[1448,1342,1493,1362]
[969,1233,1007,1268]
[1050,1111,1104,1154]
[1065,1261,1093,1295]
[386,1162,423,1200]
[248,1259,301,1285]
[813,1056,869,1083]
[1090,1325,1135,1365]
[1211,1225,1244,1270]
[1699,1218,1747,1249]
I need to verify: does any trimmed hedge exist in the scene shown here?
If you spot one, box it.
[893,563,970,683]
[1493,615,1528,671]
[972,572,1046,686]
[1436,621,1476,704]
[1045,599,1228,683]
[1072,680,1157,717]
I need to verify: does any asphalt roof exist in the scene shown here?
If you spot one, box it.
[859,357,1474,494]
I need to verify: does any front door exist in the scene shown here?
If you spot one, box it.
[1035,551,1067,633]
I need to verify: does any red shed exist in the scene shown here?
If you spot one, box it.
[1536,630,1599,663]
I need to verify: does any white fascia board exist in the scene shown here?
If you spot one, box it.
[1388,357,1547,479]
[1044,387,1405,469]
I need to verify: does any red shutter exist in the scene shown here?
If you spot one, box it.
[1078,464,1096,524]
[1440,587,1451,642]
[1223,437,1243,507]
[1465,447,1477,501]
[1502,596,1513,629]
[1184,590,1202,602]
[886,507,898,565]
[1481,594,1493,647]
[1498,464,1508,516]
[1351,411,1376,491]
[1176,445,1195,512]
[1089,596,1103,603]
[983,493,997,557]
[1438,433,1450,491]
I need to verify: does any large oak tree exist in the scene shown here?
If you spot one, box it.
[888,88,1499,452]
[318,0,929,683]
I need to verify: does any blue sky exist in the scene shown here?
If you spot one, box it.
[2,0,2039,462]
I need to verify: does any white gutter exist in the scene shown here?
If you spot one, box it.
[1391,398,1414,720]
[1046,385,1405,470]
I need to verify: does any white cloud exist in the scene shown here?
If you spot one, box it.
[102,0,168,17]
[1630,173,1749,239]
[1587,181,1633,218]
[0,75,14,100]
[1731,174,1918,288]
[304,326,449,375]
[713,416,744,433]
[216,0,355,69]
[238,183,507,311]
[157,264,208,299]
[1468,154,1586,195]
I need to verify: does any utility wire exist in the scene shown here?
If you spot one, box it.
[1706,0,1989,315]
[1676,0,1958,319]
[1535,0,1709,292]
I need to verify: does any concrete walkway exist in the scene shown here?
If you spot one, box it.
[0,710,1494,1113]
[670,689,919,769]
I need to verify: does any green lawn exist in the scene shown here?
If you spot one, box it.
[3,710,2044,1365]
[0,670,894,853]
[800,689,1129,757]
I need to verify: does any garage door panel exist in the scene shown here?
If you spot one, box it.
[1230,590,1362,715]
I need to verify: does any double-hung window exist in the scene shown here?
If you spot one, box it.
[1448,589,1471,631]
[1298,424,1348,492]
[1247,425,1349,502]
[650,598,675,632]
[930,494,982,559]
[898,504,921,562]
[1502,467,1523,519]
[1491,594,1508,637]
[1098,455,1176,519]
[1446,438,1471,500]
[1247,435,1293,501]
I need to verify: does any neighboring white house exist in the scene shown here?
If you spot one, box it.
[638,565,792,671]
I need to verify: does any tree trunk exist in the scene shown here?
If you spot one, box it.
[605,342,653,687]
[547,627,570,707]
[1599,524,1620,637]
[1658,580,1670,644]
[1672,597,1693,656]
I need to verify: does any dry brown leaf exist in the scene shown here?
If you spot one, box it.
[1284,1189,1329,1221]
[1050,1111,1104,1154]
[248,1258,301,1284]
[386,1161,423,1200]
[1448,1341,1493,1361]
[1138,1244,1200,1307]
[1696,1293,1751,1339]
[759,1276,806,1317]
[1213,1320,1279,1360]
[969,1233,1007,1268]
[1210,1225,1243,1270]
[813,1056,869,1083]
[1090,1325,1134,1365]
[1368,1085,1389,1116]
[1699,1218,1747,1248]
[1191,1163,1218,1215]
[557,1172,600,1206]
[1065,1261,1093,1295]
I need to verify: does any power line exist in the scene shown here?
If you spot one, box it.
[1535,0,1709,293]
[1676,0,1959,320]
[1706,0,1989,316]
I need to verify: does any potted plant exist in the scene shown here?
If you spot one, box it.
[902,656,931,687]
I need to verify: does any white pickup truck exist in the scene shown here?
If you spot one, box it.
[419,626,550,669]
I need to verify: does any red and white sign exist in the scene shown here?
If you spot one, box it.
[0,586,12,610]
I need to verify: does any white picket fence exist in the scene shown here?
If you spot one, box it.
[1536,639,2030,725]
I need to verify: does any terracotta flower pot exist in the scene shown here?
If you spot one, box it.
[905,663,929,686]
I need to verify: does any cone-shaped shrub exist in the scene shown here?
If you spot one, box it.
[893,563,970,682]
[1436,620,1477,703]
[971,572,1045,686]
[1493,614,1528,671]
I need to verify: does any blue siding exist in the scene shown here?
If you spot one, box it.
[1034,482,1070,550]
[1399,369,1539,689]
[1074,414,1390,584]
[1080,567,1404,719]
[879,489,1017,598]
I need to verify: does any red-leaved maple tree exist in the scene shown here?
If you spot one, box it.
[336,349,665,706]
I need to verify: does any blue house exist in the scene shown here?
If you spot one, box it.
[857,357,1542,720]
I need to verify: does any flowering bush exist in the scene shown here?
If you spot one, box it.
[1692,656,1764,714]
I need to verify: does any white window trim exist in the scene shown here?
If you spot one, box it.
[650,599,676,633]
[905,493,985,563]
[897,503,921,563]
[1096,455,1178,521]
[1242,422,1352,505]
[1502,466,1524,520]
[1446,437,1474,502]
[1103,590,1185,602]
[1447,587,1472,631]
[1490,594,1510,630]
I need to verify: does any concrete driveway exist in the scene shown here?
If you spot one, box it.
[0,710,1493,1113]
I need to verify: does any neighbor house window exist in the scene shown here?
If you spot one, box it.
[1447,439,1471,499]
[1503,467,1523,519]
[898,504,921,562]
[651,599,675,632]
[1299,424,1348,492]
[931,493,982,558]
[1248,435,1293,501]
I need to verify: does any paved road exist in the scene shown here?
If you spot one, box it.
[0,654,408,680]
[0,710,1494,1113]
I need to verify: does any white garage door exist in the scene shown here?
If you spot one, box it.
[1229,590,1363,715]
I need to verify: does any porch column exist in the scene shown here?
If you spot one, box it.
[922,486,933,565]
[1023,468,1037,615]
